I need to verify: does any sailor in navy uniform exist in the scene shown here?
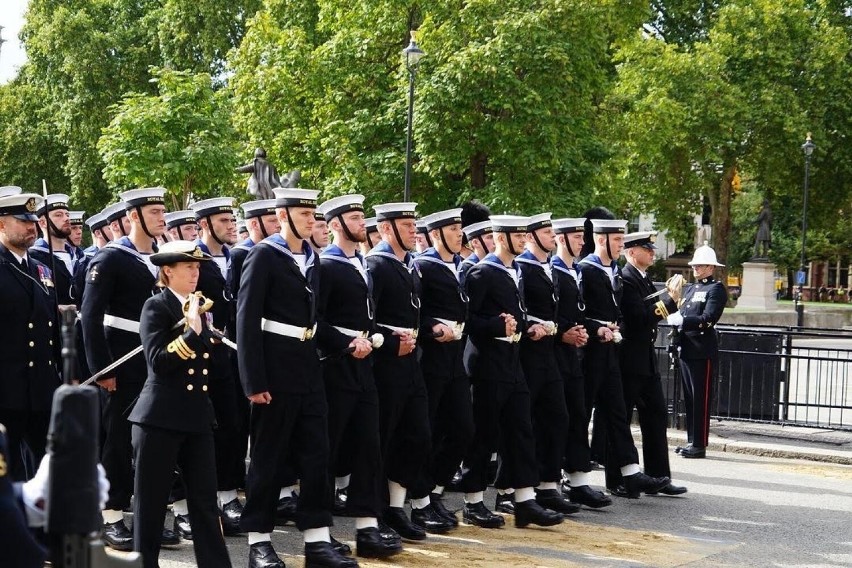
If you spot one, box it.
[359,217,381,255]
[460,220,494,282]
[411,208,473,531]
[460,214,564,530]
[0,192,61,481]
[103,201,132,242]
[666,242,727,459]
[550,218,612,509]
[165,210,199,243]
[237,188,354,568]
[189,197,245,535]
[310,209,330,254]
[515,213,578,515]
[364,202,433,542]
[316,194,402,559]
[413,219,432,255]
[578,219,670,499]
[68,210,86,259]
[81,187,179,550]
[615,232,687,494]
[29,193,74,306]
[129,241,232,568]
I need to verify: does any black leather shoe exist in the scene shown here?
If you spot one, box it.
[276,495,298,525]
[649,483,688,496]
[333,488,348,515]
[462,501,505,528]
[383,507,426,541]
[173,513,193,540]
[514,499,565,528]
[377,520,401,543]
[249,541,286,568]
[608,485,634,499]
[220,498,244,535]
[569,485,612,508]
[304,540,358,567]
[160,526,181,547]
[445,467,464,492]
[356,527,402,558]
[495,493,515,514]
[623,472,671,498]
[429,493,458,526]
[330,535,351,556]
[535,489,580,515]
[102,520,134,552]
[411,504,454,533]
[681,446,706,459]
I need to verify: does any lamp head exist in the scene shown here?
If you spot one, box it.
[802,132,815,157]
[403,30,425,70]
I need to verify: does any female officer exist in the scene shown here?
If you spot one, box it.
[128,240,232,568]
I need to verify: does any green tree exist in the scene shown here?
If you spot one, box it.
[98,69,240,209]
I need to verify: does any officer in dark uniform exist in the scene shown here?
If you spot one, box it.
[81,187,179,550]
[614,231,687,494]
[667,241,727,459]
[550,218,612,509]
[515,213,579,515]
[316,194,402,559]
[29,193,74,306]
[411,208,473,529]
[578,218,670,498]
[190,197,244,535]
[129,240,232,568]
[165,210,199,242]
[364,202,435,541]
[237,188,354,568]
[460,214,564,530]
[0,191,61,482]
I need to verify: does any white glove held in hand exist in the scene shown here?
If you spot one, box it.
[21,454,50,527]
[667,312,684,327]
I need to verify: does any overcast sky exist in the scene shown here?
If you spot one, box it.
[1,0,28,84]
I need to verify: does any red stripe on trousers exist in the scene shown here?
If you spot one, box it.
[703,359,712,447]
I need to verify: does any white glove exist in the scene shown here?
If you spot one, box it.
[98,463,110,510]
[667,312,684,327]
[21,454,50,528]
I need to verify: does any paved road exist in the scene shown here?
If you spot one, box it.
[109,447,852,567]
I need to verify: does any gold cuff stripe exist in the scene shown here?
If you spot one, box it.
[654,300,670,319]
[166,336,195,360]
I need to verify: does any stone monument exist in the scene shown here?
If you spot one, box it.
[737,199,777,309]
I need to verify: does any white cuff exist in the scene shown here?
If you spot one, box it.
[667,312,684,326]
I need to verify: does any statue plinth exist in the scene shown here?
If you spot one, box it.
[736,261,778,310]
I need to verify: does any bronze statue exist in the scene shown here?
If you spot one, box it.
[752,198,772,259]
[236,148,301,199]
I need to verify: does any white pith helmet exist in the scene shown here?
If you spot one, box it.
[689,241,724,267]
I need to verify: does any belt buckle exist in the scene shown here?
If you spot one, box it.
[511,332,522,343]
[302,327,314,341]
[453,323,464,340]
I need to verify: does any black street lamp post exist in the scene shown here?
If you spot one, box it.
[402,31,424,202]
[796,133,816,328]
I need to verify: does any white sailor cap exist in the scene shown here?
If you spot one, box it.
[191,197,236,219]
[103,202,128,223]
[36,193,70,216]
[121,187,166,209]
[490,215,530,233]
[0,193,43,222]
[317,194,365,222]
[150,240,211,266]
[422,208,463,231]
[85,211,109,231]
[273,188,320,208]
[416,219,429,233]
[463,220,492,239]
[623,231,657,250]
[590,218,628,234]
[374,202,417,221]
[526,212,552,232]
[552,218,586,234]
[241,199,278,219]
[0,186,23,198]
[165,210,197,228]
[365,217,378,233]
[69,211,86,225]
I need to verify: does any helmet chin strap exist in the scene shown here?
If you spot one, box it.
[285,207,303,240]
[505,232,521,256]
[115,218,127,237]
[206,216,226,246]
[136,206,157,240]
[531,229,553,255]
[45,214,69,243]
[605,234,614,264]
[337,214,361,244]
[476,235,488,256]
[437,227,460,255]
[564,235,577,258]
[390,219,407,252]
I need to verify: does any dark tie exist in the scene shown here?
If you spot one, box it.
[20,258,28,272]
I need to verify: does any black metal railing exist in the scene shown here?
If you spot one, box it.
[655,324,852,431]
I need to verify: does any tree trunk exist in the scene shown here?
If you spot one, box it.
[470,151,487,189]
[707,162,736,295]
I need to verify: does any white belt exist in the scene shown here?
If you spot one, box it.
[103,314,140,334]
[527,316,557,335]
[495,332,523,344]
[261,318,317,341]
[333,325,369,338]
[377,323,419,339]
[434,318,465,340]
